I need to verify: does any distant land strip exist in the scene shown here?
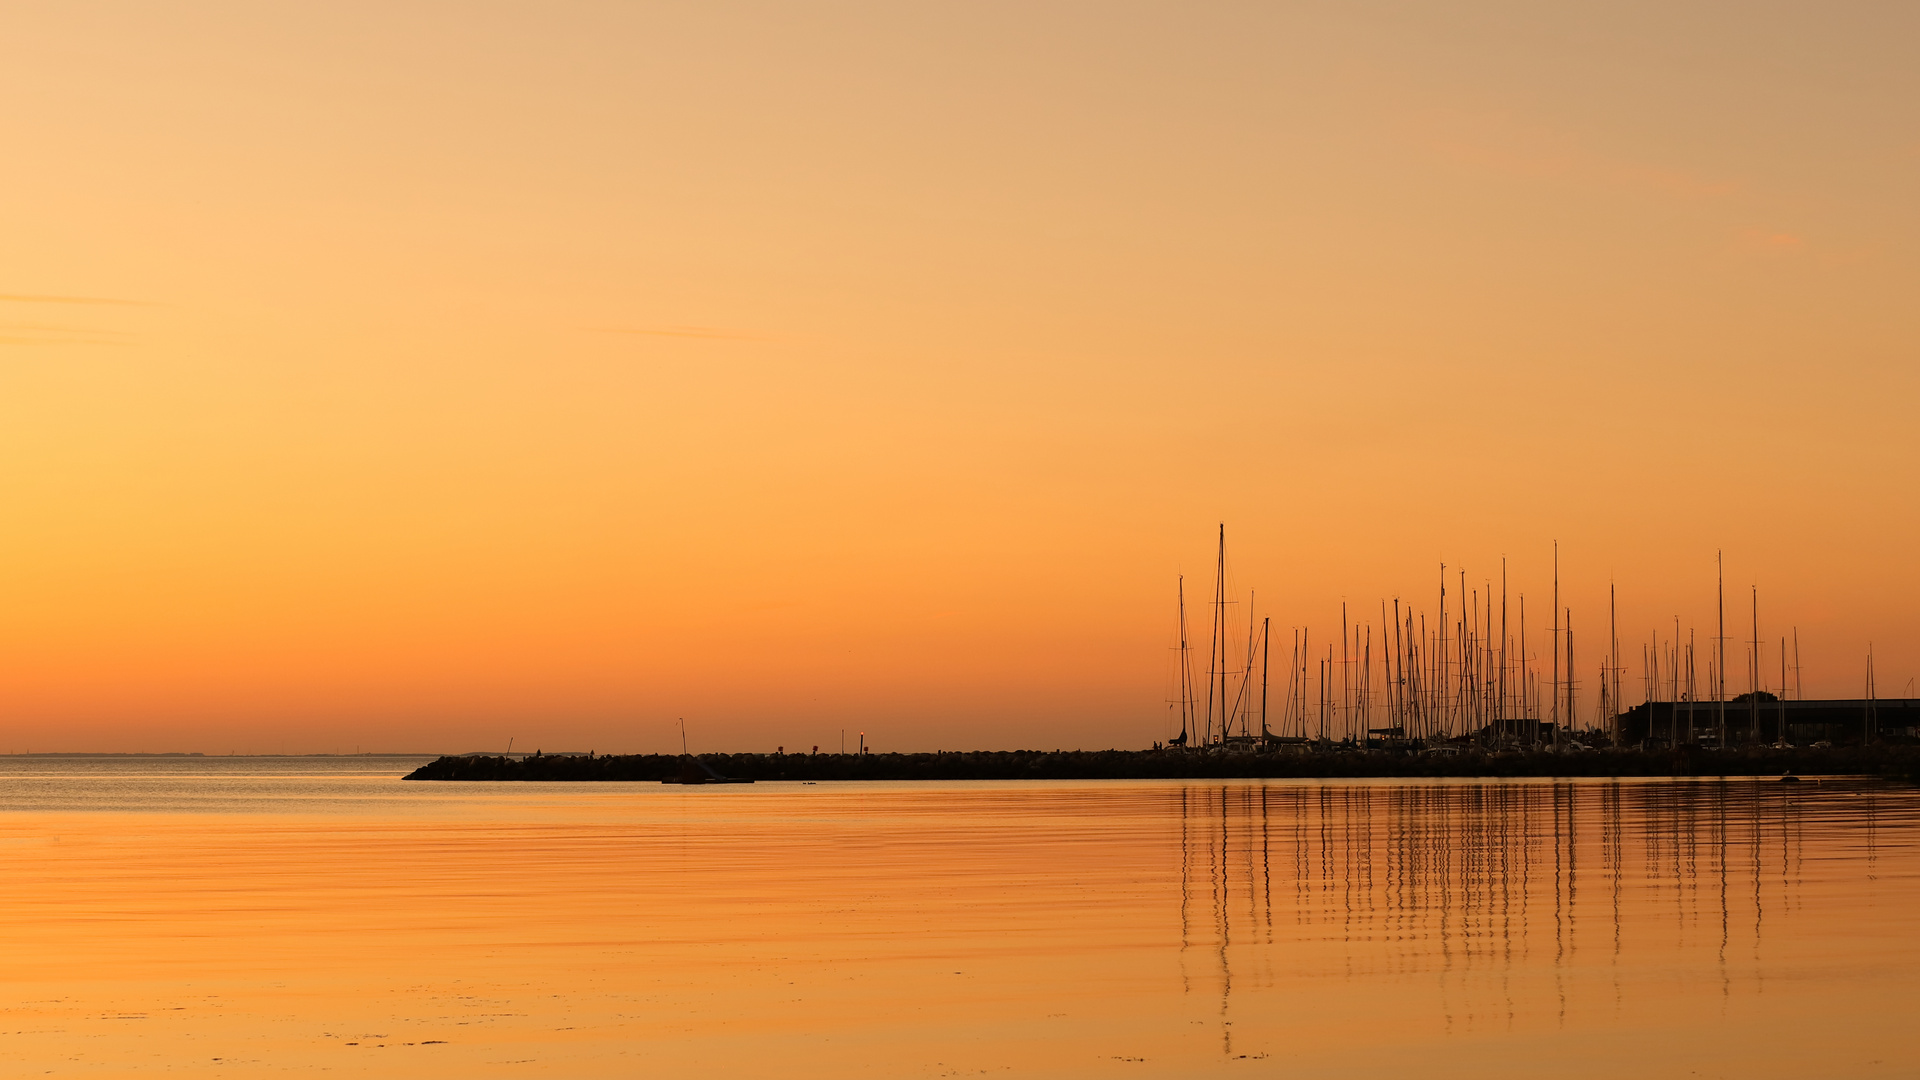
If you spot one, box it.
[405,746,1920,783]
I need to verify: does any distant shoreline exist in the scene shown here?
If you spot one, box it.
[0,752,436,758]
[405,746,1920,783]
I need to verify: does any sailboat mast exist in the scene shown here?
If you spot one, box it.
[1205,524,1225,747]
[1779,634,1787,745]
[1673,615,1681,707]
[1217,527,1228,747]
[1260,616,1271,739]
[1717,549,1727,747]
[1750,584,1761,744]
[1362,623,1373,742]
[1519,595,1528,745]
[1342,602,1350,742]
[1609,581,1618,744]
[1382,600,1395,737]
[1565,609,1575,742]
[1482,580,1491,736]
[1467,586,1476,738]
[1175,575,1198,745]
[1301,627,1310,740]
[1793,627,1802,701]
[1288,628,1299,739]
[1867,645,1877,742]
[1551,541,1560,744]
[1438,564,1447,739]
[1392,599,1404,738]
[1500,561,1508,739]
[1243,595,1259,740]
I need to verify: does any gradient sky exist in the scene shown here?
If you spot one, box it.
[2,1,1915,753]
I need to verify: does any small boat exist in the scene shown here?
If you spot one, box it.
[661,756,754,785]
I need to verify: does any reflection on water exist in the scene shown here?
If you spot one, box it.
[1169,779,1912,1073]
[0,764,1915,1077]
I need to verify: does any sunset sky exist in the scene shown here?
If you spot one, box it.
[2,2,1915,753]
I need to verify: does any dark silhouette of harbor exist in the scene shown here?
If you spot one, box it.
[404,745,1920,782]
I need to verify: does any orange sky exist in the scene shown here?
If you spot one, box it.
[1,2,1915,753]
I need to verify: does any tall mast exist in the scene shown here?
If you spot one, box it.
[1673,615,1681,705]
[1419,613,1429,739]
[1207,523,1226,747]
[1460,570,1469,733]
[1260,616,1271,740]
[1866,644,1877,743]
[1597,657,1608,735]
[1565,609,1575,743]
[1519,594,1529,744]
[1379,600,1391,735]
[1500,561,1509,739]
[1342,602,1350,742]
[1551,541,1560,744]
[1288,628,1299,740]
[1671,616,1681,743]
[1678,631,1687,744]
[1383,599,1396,737]
[1483,580,1492,735]
[1686,629,1696,744]
[1750,584,1761,744]
[1176,575,1194,745]
[1397,595,1413,737]
[1651,630,1659,712]
[1681,626,1697,745]
[1413,607,1428,737]
[1779,635,1787,745]
[1644,640,1653,709]
[1362,624,1373,743]
[1219,530,1229,746]
[1609,581,1619,744]
[1717,549,1726,747]
[1326,646,1335,740]
[1466,583,1475,735]
[1438,564,1448,740]
[1242,593,1259,740]
[1301,626,1310,740]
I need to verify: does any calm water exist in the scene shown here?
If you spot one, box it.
[1,758,1916,1077]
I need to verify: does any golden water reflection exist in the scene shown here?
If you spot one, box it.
[0,763,1914,1077]
[1172,780,1901,1068]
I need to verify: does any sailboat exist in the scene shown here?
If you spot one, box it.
[1169,575,1195,748]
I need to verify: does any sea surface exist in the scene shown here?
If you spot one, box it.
[1,757,1916,1078]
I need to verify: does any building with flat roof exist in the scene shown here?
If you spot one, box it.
[1615,696,1918,746]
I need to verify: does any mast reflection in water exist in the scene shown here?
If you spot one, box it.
[1171,778,1895,1068]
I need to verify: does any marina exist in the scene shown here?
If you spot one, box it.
[1159,529,1905,756]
